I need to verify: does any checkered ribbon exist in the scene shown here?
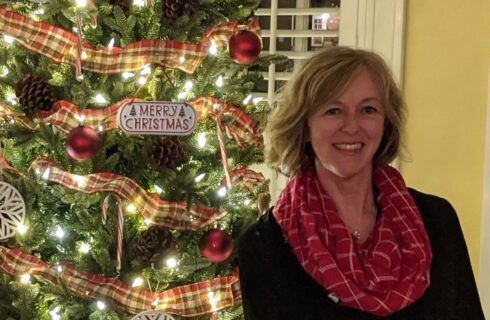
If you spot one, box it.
[29,157,225,231]
[0,8,260,75]
[0,246,241,316]
[221,167,266,193]
[0,96,261,147]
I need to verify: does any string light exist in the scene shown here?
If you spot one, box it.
[144,219,152,225]
[321,13,330,20]
[73,174,86,187]
[6,95,18,105]
[94,94,107,104]
[54,225,65,239]
[79,242,90,254]
[96,301,106,310]
[244,199,251,205]
[179,56,186,64]
[184,80,193,90]
[217,186,227,197]
[107,38,115,49]
[177,92,186,100]
[140,65,151,75]
[98,125,104,132]
[165,257,178,269]
[56,264,63,273]
[76,0,87,7]
[242,94,252,105]
[154,185,163,194]
[209,43,218,55]
[126,203,137,213]
[207,291,218,310]
[131,277,143,288]
[133,0,145,7]
[138,76,147,85]
[81,51,88,60]
[42,167,51,180]
[195,173,205,182]
[49,306,61,320]
[122,72,134,79]
[20,274,31,284]
[17,224,27,235]
[197,132,206,148]
[3,35,14,44]
[215,75,224,87]
[0,66,8,77]
[34,8,45,15]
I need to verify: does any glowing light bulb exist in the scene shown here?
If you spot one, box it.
[209,43,218,55]
[108,38,115,49]
[42,167,51,180]
[122,72,134,79]
[138,76,147,85]
[76,0,87,7]
[197,132,206,148]
[17,224,27,235]
[56,265,63,273]
[184,81,193,90]
[132,277,143,288]
[81,51,88,60]
[133,0,145,7]
[177,92,186,100]
[321,13,330,20]
[242,94,252,105]
[126,203,137,213]
[3,35,14,44]
[165,257,178,269]
[252,97,264,104]
[96,301,106,310]
[195,173,205,182]
[73,174,86,187]
[140,65,151,75]
[215,75,224,87]
[55,225,65,239]
[50,306,61,320]
[154,185,163,194]
[244,198,251,205]
[144,219,152,225]
[20,274,31,284]
[207,291,218,309]
[179,56,185,64]
[79,242,90,254]
[217,186,227,197]
[94,94,107,104]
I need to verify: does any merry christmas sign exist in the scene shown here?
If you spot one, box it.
[117,102,197,135]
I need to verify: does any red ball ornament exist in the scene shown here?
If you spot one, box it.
[228,30,262,64]
[65,126,101,161]
[199,229,233,263]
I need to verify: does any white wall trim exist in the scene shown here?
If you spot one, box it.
[479,55,490,318]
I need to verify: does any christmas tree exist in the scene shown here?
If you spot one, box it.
[0,0,282,318]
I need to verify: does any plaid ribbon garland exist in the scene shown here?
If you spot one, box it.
[29,157,225,231]
[221,167,266,193]
[0,246,241,316]
[0,8,260,75]
[0,96,261,147]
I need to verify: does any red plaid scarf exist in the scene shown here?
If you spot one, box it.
[273,166,432,316]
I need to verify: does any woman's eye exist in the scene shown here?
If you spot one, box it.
[324,108,341,115]
[362,106,378,114]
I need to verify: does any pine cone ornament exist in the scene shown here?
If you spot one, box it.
[134,225,174,263]
[15,75,57,117]
[147,136,187,170]
[108,0,131,14]
[162,0,199,22]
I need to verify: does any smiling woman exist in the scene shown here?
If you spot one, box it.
[238,46,485,320]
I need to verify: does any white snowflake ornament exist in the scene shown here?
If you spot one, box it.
[131,310,175,320]
[0,182,26,240]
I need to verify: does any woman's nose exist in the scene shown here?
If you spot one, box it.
[340,114,360,133]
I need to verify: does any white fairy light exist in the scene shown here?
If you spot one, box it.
[42,167,51,180]
[184,80,193,91]
[144,219,152,225]
[79,242,90,254]
[140,65,151,75]
[73,174,86,187]
[122,72,134,79]
[165,257,178,269]
[131,277,144,288]
[197,132,206,148]
[107,38,115,49]
[76,0,87,7]
[126,203,137,213]
[252,97,264,105]
[242,94,252,105]
[94,94,107,104]
[152,299,159,307]
[179,56,186,64]
[81,51,88,60]
[76,74,84,81]
[3,35,14,44]
[6,95,17,105]
[217,186,227,197]
[96,301,106,310]
[133,0,145,7]
[177,92,186,100]
[20,274,31,284]
[209,43,218,55]
[215,75,224,87]
[98,125,104,132]
[50,306,61,320]
[34,8,45,15]
[56,264,63,273]
[55,225,65,239]
[72,27,78,33]
[1,66,9,77]
[17,224,27,235]
[244,198,251,205]
[154,185,163,194]
[195,173,205,182]
[321,13,330,21]
[138,76,147,85]
[207,291,218,310]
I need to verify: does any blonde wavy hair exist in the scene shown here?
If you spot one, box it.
[264,46,406,177]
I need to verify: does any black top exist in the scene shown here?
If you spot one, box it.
[238,188,485,320]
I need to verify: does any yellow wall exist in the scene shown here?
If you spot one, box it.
[403,0,490,278]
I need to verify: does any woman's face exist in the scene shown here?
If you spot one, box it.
[307,68,385,179]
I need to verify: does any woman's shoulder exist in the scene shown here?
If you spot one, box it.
[408,188,458,221]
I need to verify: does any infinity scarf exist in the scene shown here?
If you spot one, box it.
[273,166,432,316]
